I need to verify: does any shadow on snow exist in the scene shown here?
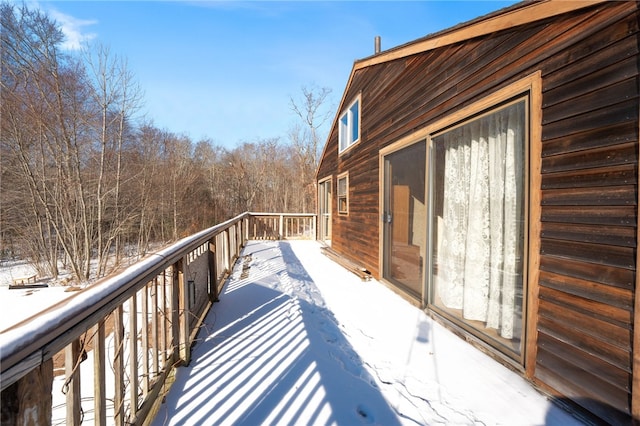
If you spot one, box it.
[152,241,401,426]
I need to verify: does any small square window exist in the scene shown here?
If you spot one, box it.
[337,173,348,215]
[339,96,361,154]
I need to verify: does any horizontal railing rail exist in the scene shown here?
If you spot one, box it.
[0,212,316,425]
[248,212,317,240]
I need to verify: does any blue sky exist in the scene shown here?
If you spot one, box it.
[34,1,517,148]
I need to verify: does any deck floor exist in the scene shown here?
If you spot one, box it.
[152,240,582,426]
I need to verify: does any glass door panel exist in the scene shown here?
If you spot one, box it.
[318,179,331,243]
[429,99,526,356]
[382,141,426,298]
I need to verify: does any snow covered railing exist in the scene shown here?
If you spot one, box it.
[248,212,316,240]
[0,212,316,425]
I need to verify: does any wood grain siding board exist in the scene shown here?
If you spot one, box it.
[537,347,631,411]
[543,78,638,126]
[538,331,631,391]
[367,61,410,100]
[543,98,638,142]
[542,121,638,157]
[537,313,630,371]
[371,39,474,105]
[365,30,535,144]
[539,270,633,311]
[395,21,599,144]
[536,348,631,416]
[542,145,637,178]
[539,285,631,329]
[365,52,440,119]
[416,9,608,125]
[541,222,636,248]
[540,256,634,290]
[392,32,513,105]
[541,239,635,270]
[535,364,632,425]
[538,299,631,353]
[317,136,337,182]
[403,31,539,124]
[332,231,379,277]
[541,205,637,228]
[542,185,636,206]
[542,7,639,92]
[544,55,640,109]
[541,205,636,226]
[542,164,637,189]
[356,2,613,70]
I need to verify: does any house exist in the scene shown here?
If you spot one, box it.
[316,1,639,424]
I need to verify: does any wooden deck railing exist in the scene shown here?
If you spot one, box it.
[0,212,316,425]
[249,212,317,240]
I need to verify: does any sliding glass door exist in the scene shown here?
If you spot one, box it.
[429,98,527,355]
[382,141,426,299]
[318,178,332,243]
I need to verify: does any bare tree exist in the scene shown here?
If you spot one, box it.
[0,3,93,280]
[1,3,335,287]
[191,139,226,227]
[134,123,164,254]
[83,42,143,276]
[288,85,332,212]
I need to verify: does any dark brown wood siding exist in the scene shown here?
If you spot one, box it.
[317,3,638,423]
[536,4,638,424]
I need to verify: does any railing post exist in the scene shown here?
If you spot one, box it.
[163,271,170,365]
[279,214,284,239]
[129,295,139,418]
[225,229,231,272]
[230,226,237,260]
[140,286,150,397]
[113,305,125,426]
[151,277,159,380]
[234,222,240,254]
[172,258,190,366]
[208,239,218,302]
[0,358,53,426]
[114,305,125,426]
[93,321,106,426]
[65,338,82,426]
[312,215,317,240]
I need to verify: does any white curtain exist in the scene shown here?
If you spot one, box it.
[436,102,524,339]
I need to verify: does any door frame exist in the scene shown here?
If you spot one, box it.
[378,72,541,370]
[379,138,428,305]
[318,176,332,244]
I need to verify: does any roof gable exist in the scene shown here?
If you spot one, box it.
[316,0,607,176]
[354,0,606,70]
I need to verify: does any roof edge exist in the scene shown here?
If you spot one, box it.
[315,0,608,181]
[354,0,607,71]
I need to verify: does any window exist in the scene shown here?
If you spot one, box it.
[429,98,527,357]
[337,173,349,215]
[339,96,361,153]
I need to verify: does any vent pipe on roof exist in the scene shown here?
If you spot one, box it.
[374,36,381,54]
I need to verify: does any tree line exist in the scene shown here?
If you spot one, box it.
[0,3,331,282]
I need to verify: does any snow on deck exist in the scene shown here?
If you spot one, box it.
[152,240,583,426]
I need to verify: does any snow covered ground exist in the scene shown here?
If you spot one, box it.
[152,240,584,426]
[0,260,76,332]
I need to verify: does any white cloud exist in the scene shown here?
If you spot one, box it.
[47,8,98,51]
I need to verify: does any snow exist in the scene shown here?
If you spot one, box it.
[0,258,76,333]
[152,240,584,426]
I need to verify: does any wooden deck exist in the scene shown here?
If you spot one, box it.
[151,240,580,425]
